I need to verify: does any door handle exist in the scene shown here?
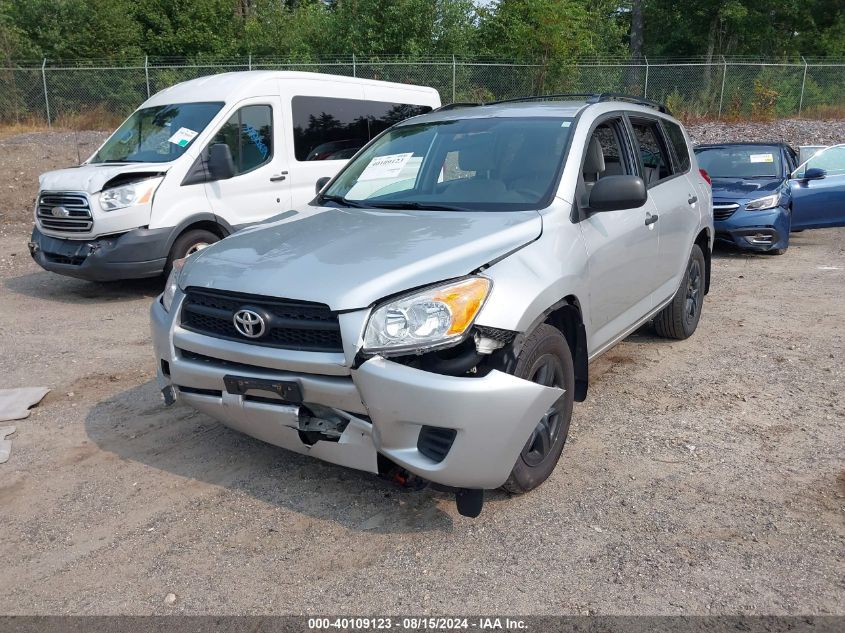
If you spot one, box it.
[688,195,698,204]
[270,171,288,182]
[645,213,659,226]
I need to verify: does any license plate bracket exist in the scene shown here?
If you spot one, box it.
[223,375,303,403]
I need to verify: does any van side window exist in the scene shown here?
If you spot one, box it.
[630,119,674,186]
[291,96,431,162]
[662,120,691,173]
[211,105,273,177]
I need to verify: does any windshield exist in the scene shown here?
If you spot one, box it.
[91,102,224,164]
[694,145,782,179]
[321,116,574,211]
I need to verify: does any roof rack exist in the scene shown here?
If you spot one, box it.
[433,102,482,112]
[489,93,601,105]
[594,93,670,114]
[483,92,670,114]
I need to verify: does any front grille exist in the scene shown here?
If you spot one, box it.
[180,288,343,352]
[37,191,93,233]
[713,203,739,221]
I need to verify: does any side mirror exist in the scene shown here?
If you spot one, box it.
[588,175,647,212]
[315,176,331,195]
[802,167,826,181]
[208,143,235,181]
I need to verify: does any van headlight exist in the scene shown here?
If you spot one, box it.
[162,258,186,312]
[362,277,491,354]
[744,193,780,211]
[100,176,163,211]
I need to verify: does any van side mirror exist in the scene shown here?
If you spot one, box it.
[208,143,235,181]
[315,176,331,194]
[588,175,647,212]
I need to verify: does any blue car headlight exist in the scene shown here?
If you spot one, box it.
[745,193,781,211]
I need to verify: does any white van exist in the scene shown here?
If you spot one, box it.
[28,71,441,281]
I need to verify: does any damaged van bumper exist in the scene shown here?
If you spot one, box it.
[151,295,561,490]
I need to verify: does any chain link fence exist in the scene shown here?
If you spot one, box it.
[1,56,844,128]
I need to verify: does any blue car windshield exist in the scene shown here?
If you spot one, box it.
[322,116,574,212]
[91,102,224,164]
[695,145,782,179]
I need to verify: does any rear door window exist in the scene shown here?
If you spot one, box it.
[630,118,675,186]
[662,120,691,173]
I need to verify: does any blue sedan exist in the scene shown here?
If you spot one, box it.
[694,143,845,255]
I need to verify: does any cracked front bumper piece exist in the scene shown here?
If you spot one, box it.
[151,297,562,490]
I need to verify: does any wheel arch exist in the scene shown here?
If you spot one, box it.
[537,295,589,402]
[695,227,711,294]
[165,213,234,256]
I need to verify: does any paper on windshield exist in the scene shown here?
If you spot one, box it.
[749,153,774,163]
[168,127,199,148]
[358,153,414,181]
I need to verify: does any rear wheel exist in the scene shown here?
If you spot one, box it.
[654,244,706,340]
[164,229,220,277]
[502,324,574,495]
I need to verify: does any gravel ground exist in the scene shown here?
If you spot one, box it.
[0,124,842,615]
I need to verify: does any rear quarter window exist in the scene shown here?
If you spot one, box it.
[663,120,691,173]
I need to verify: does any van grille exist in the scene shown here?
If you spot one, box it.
[37,191,93,233]
[180,288,343,353]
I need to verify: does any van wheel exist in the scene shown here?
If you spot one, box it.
[654,244,705,340]
[502,324,574,495]
[164,229,220,277]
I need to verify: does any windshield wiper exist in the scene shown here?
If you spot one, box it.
[366,201,468,212]
[318,193,367,208]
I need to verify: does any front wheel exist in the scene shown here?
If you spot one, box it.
[502,324,574,495]
[164,229,220,277]
[654,244,706,340]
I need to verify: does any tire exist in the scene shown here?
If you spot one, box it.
[768,247,787,256]
[654,244,706,340]
[164,229,220,277]
[502,324,575,495]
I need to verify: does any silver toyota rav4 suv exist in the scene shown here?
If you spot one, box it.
[151,94,713,517]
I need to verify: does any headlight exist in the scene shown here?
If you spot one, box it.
[100,176,163,211]
[744,193,780,211]
[363,277,491,354]
[162,258,186,312]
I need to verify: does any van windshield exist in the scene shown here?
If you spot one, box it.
[90,102,224,164]
[321,116,574,212]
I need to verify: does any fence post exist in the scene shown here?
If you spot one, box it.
[717,56,727,120]
[144,55,150,98]
[41,58,51,128]
[452,55,456,103]
[248,54,252,71]
[643,55,649,98]
[352,53,356,77]
[798,56,808,117]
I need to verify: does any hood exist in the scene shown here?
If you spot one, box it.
[39,162,169,194]
[180,206,542,311]
[710,176,783,202]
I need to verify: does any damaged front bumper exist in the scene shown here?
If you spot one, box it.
[29,226,170,281]
[151,295,561,490]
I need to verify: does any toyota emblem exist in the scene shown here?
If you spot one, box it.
[51,206,70,218]
[233,308,266,338]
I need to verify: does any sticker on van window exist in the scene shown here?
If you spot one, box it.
[749,153,774,163]
[168,127,199,148]
[358,152,414,181]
